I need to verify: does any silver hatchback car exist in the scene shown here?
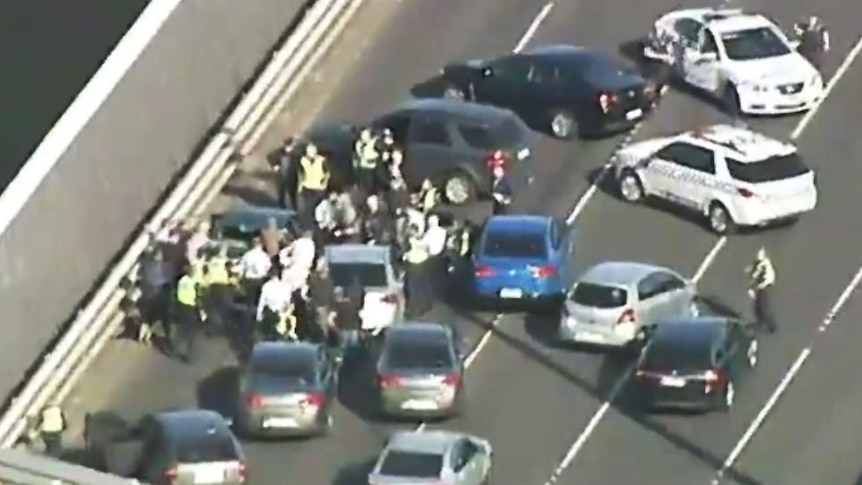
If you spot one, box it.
[559,261,698,347]
[368,430,493,485]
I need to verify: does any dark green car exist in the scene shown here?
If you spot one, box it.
[208,204,300,258]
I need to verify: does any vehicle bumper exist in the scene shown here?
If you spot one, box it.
[238,412,322,437]
[557,319,637,347]
[634,384,723,411]
[380,394,458,418]
[731,193,817,226]
[473,285,565,303]
[739,87,823,115]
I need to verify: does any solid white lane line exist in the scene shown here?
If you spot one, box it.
[692,236,727,284]
[514,2,554,53]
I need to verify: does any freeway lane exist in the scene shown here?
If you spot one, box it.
[0,0,148,188]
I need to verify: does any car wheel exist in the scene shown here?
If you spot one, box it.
[549,110,576,139]
[619,170,645,203]
[723,85,742,116]
[444,172,475,205]
[707,201,735,235]
[723,381,736,410]
[443,85,466,100]
[747,340,759,368]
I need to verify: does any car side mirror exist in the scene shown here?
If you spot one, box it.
[482,67,493,77]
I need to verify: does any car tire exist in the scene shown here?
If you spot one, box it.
[723,84,742,116]
[619,170,645,203]
[316,411,333,437]
[549,110,577,140]
[707,201,735,235]
[444,171,476,205]
[443,84,467,100]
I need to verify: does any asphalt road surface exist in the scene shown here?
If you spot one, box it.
[0,0,148,190]
[61,0,862,483]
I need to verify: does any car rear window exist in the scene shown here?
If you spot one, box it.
[252,353,316,385]
[330,262,387,287]
[458,119,525,150]
[175,432,237,464]
[571,282,628,308]
[642,341,712,372]
[482,231,546,258]
[726,153,810,183]
[379,451,444,478]
[385,338,453,370]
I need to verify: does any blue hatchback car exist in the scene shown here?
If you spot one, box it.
[472,215,574,303]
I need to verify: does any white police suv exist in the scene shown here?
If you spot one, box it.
[613,124,818,234]
[643,8,823,115]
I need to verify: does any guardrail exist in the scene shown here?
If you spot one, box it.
[0,0,365,449]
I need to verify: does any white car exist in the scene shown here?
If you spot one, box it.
[643,7,823,114]
[612,124,818,234]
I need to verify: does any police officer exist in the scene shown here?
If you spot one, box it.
[491,165,513,215]
[747,247,777,333]
[379,128,396,161]
[354,128,380,194]
[403,237,431,318]
[173,267,200,362]
[203,247,233,336]
[423,214,448,297]
[795,16,830,71]
[298,143,330,224]
[38,405,66,458]
[415,179,440,214]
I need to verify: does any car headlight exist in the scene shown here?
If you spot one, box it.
[741,81,769,92]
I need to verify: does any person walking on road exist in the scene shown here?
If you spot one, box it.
[747,246,777,333]
[173,266,201,362]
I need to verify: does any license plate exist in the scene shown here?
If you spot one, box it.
[499,288,523,299]
[517,147,531,160]
[402,399,438,410]
[263,417,298,428]
[659,376,686,387]
[626,108,643,120]
[194,468,224,484]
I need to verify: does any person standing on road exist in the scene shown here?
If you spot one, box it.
[297,143,330,225]
[747,247,777,333]
[173,267,201,362]
[795,16,830,71]
[354,128,381,195]
[404,237,432,318]
[37,405,66,458]
[491,165,513,215]
[422,214,448,297]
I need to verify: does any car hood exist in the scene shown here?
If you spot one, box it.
[726,54,817,86]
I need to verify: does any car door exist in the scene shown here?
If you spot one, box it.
[404,115,455,187]
[652,271,692,318]
[635,272,677,325]
[548,219,572,287]
[684,28,721,92]
[725,320,756,382]
[473,55,531,109]
[649,142,715,208]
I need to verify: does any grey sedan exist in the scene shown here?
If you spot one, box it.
[368,430,493,485]
[376,322,468,419]
[559,261,699,347]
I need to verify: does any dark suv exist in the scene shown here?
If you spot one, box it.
[278,99,534,207]
[441,44,657,139]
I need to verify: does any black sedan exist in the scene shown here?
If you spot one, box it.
[441,44,658,139]
[631,317,759,412]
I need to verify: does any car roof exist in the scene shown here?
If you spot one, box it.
[387,430,462,454]
[525,44,605,65]
[580,261,668,287]
[485,215,551,234]
[394,98,516,125]
[218,204,297,228]
[651,318,729,348]
[684,124,795,162]
[387,321,451,341]
[706,12,775,35]
[155,409,231,438]
[251,341,319,362]
[324,244,391,264]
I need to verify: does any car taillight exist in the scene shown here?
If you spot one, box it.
[165,466,178,483]
[530,265,556,279]
[381,293,398,304]
[379,375,401,388]
[617,308,636,324]
[443,373,462,387]
[246,394,263,408]
[303,392,326,408]
[238,461,248,482]
[737,187,755,198]
[599,93,618,113]
[475,266,497,278]
[704,369,725,383]
[486,150,507,170]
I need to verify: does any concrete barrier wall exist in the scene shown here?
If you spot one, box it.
[0,0,309,401]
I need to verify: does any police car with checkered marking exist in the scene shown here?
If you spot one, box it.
[612,124,817,234]
[643,7,823,115]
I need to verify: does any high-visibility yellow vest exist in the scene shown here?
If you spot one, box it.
[355,139,379,169]
[176,275,198,307]
[420,187,439,211]
[40,406,65,433]
[205,258,231,286]
[300,155,329,190]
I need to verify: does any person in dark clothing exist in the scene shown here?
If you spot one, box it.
[795,16,830,71]
[337,277,367,356]
[491,165,513,216]
[361,195,393,244]
[138,249,174,337]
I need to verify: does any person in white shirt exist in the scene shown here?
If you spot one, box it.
[185,220,211,264]
[423,214,448,298]
[279,230,316,271]
[314,194,337,232]
[240,238,272,279]
[256,273,295,338]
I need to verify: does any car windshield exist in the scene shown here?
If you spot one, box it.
[571,282,628,308]
[329,262,388,287]
[379,451,444,478]
[726,153,810,183]
[175,433,237,464]
[642,340,712,372]
[482,231,546,258]
[721,27,791,61]
[251,353,316,386]
[385,338,453,370]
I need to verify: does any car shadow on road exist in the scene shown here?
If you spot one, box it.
[332,458,376,485]
[196,366,240,419]
[220,181,280,208]
[457,309,763,485]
